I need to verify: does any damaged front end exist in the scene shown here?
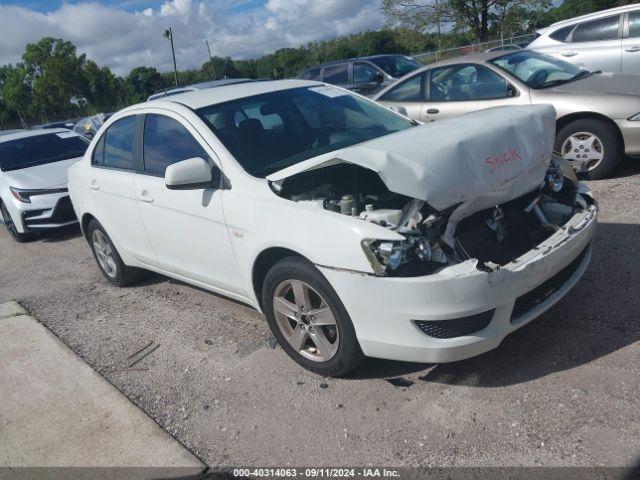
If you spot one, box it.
[268,104,596,278]
[271,152,594,278]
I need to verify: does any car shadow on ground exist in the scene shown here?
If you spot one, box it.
[598,156,640,180]
[348,221,640,387]
[38,224,83,242]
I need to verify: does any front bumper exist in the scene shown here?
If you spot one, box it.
[319,198,597,364]
[14,194,78,233]
[615,119,640,155]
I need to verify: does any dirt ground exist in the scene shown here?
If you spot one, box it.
[1,159,639,468]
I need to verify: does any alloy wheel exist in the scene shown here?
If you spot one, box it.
[92,229,117,278]
[561,131,604,172]
[272,279,340,362]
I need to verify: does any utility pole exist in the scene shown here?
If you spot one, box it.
[163,27,179,86]
[205,39,216,80]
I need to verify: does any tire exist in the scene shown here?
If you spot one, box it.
[555,118,622,180]
[87,219,141,287]
[0,200,31,243]
[262,256,364,377]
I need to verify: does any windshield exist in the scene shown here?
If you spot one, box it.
[196,86,413,177]
[0,132,89,172]
[369,56,421,78]
[490,51,589,89]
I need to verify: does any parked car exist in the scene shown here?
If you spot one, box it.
[374,50,640,179]
[0,129,89,242]
[485,44,522,52]
[73,113,114,140]
[33,120,77,130]
[68,80,596,376]
[147,78,253,101]
[528,4,640,74]
[297,55,422,96]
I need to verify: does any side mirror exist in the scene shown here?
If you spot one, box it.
[165,157,213,190]
[371,72,384,84]
[389,105,408,117]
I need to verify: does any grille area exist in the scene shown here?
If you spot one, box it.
[414,310,495,339]
[23,196,76,227]
[511,246,589,323]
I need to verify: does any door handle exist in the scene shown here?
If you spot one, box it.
[426,108,439,114]
[625,46,640,53]
[138,192,154,203]
[89,180,99,191]
[560,51,578,57]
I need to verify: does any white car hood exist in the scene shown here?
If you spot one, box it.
[268,104,556,212]
[1,157,81,189]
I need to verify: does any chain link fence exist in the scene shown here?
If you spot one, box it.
[1,107,121,133]
[412,33,537,65]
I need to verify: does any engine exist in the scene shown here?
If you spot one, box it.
[273,157,590,277]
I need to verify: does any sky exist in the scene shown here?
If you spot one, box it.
[0,0,385,75]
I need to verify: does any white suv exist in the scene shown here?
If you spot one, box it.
[528,4,640,74]
[68,80,597,376]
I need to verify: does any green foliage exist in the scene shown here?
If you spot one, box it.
[0,0,636,128]
[383,0,551,41]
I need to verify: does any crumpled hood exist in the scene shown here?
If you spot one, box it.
[1,157,80,189]
[268,104,556,211]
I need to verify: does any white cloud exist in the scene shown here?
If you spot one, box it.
[0,0,384,76]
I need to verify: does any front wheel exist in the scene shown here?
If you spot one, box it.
[556,118,622,180]
[1,201,31,243]
[87,219,141,286]
[262,256,363,377]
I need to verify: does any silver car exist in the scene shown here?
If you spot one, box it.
[528,4,640,75]
[374,50,640,179]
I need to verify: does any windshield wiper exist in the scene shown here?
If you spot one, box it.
[539,70,597,89]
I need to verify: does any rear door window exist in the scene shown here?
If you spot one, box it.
[571,15,620,43]
[322,63,349,84]
[103,116,136,170]
[629,11,640,38]
[378,73,424,101]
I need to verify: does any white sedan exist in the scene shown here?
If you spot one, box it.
[68,80,597,376]
[0,129,88,242]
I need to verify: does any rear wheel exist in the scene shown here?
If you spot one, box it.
[556,118,622,180]
[0,201,30,243]
[262,256,363,377]
[87,219,141,286]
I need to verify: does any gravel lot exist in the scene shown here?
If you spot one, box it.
[1,159,640,468]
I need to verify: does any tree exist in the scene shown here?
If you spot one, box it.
[21,37,89,118]
[125,66,164,103]
[382,0,551,42]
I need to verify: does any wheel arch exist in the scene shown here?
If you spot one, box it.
[252,247,309,311]
[556,112,625,150]
[80,212,96,242]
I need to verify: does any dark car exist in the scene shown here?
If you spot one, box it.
[297,54,421,96]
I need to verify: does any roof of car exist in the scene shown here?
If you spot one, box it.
[148,78,254,100]
[301,54,416,71]
[541,4,640,32]
[407,51,507,72]
[0,128,76,143]
[148,79,321,110]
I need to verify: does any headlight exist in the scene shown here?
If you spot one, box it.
[9,186,68,203]
[629,113,640,121]
[362,237,447,276]
[10,187,32,203]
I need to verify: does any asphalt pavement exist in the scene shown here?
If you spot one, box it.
[0,159,639,468]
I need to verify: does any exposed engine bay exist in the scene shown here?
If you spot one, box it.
[272,156,593,277]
